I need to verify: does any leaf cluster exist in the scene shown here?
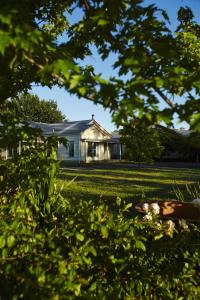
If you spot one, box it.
[0,177,200,299]
[3,93,67,123]
[120,122,164,163]
[1,1,200,128]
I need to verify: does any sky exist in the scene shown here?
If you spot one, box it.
[31,0,200,132]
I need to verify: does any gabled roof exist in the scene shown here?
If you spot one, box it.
[90,119,112,138]
[30,119,92,135]
[29,119,112,137]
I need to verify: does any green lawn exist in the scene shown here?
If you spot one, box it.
[57,165,200,204]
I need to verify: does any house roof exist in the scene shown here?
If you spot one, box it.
[29,119,112,137]
[30,119,92,135]
[111,128,193,141]
[175,129,192,137]
[110,130,121,142]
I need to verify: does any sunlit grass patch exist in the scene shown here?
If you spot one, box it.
[58,166,200,203]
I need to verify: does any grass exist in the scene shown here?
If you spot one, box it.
[57,165,200,204]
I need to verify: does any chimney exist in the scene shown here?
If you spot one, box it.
[92,114,94,120]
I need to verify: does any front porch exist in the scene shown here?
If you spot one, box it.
[81,139,122,163]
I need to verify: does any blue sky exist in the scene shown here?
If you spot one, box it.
[31,0,199,132]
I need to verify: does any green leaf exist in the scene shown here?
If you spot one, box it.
[0,236,6,249]
[0,32,11,55]
[101,226,108,239]
[88,246,97,257]
[193,81,200,89]
[2,248,8,258]
[135,240,146,251]
[154,233,164,240]
[58,260,67,275]
[116,197,121,206]
[190,113,200,132]
[7,235,15,248]
[125,203,132,210]
[69,75,82,90]
[38,273,46,284]
[45,202,51,213]
[155,77,164,88]
[124,58,138,66]
[89,282,97,292]
[0,14,12,25]
[76,233,84,241]
[97,19,109,26]
[83,256,92,265]
[78,87,87,96]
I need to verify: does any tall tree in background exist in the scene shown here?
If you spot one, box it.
[5,94,66,123]
[159,127,200,162]
[120,122,164,164]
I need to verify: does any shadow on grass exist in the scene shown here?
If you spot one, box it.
[58,166,200,204]
[60,166,200,181]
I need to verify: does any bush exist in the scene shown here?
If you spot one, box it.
[0,178,200,299]
[0,123,200,299]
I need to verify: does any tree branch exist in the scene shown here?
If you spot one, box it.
[25,56,103,106]
[154,88,174,109]
[83,0,90,11]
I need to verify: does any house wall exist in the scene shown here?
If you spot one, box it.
[55,125,121,163]
[81,126,110,140]
[0,149,7,159]
[99,143,111,160]
[81,126,111,162]
[0,143,22,160]
[57,134,81,161]
[81,141,111,162]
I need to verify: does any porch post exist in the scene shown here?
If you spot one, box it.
[85,141,87,163]
[119,143,122,160]
[78,135,81,164]
[18,141,22,155]
[5,148,8,160]
[107,142,108,160]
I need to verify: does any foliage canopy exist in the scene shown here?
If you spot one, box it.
[4,93,66,123]
[0,0,200,129]
[120,123,164,163]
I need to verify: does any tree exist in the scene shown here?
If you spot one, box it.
[1,1,200,299]
[185,131,200,163]
[159,127,200,162]
[0,1,200,130]
[120,122,164,164]
[4,93,66,123]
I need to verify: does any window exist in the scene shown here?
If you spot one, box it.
[104,143,107,154]
[87,142,98,157]
[7,145,19,158]
[7,145,13,157]
[69,141,74,157]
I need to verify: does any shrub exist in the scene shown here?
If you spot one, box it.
[0,122,199,299]
[0,177,200,299]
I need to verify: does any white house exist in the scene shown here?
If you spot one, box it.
[28,117,122,163]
